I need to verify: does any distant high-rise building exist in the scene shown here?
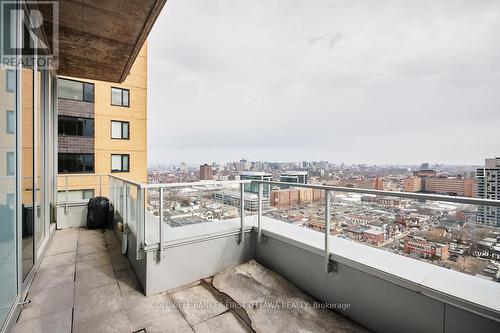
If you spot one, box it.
[240,171,272,198]
[280,171,308,189]
[239,158,251,171]
[420,163,430,170]
[199,164,213,180]
[476,157,500,226]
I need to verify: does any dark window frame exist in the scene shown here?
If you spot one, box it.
[111,154,130,173]
[58,78,95,102]
[58,115,94,137]
[111,87,130,107]
[58,153,95,174]
[110,120,130,140]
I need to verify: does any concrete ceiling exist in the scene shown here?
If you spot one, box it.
[40,0,167,83]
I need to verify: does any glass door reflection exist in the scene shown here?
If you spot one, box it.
[21,66,34,280]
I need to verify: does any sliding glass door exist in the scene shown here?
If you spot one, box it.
[0,0,18,325]
[0,64,18,328]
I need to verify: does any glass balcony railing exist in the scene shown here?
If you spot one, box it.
[107,175,500,279]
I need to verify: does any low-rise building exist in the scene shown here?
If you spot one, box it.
[344,225,370,241]
[403,236,449,260]
[363,229,385,245]
[213,191,270,211]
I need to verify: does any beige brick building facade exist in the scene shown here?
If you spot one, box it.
[57,44,148,199]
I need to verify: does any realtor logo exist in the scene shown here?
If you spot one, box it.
[1,1,58,69]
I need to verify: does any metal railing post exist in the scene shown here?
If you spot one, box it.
[159,187,164,260]
[99,175,102,196]
[325,190,331,273]
[123,182,127,226]
[109,177,112,204]
[113,178,116,208]
[258,183,263,243]
[64,175,69,214]
[240,182,245,244]
[136,185,143,260]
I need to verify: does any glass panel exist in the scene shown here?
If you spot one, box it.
[21,65,34,280]
[122,155,129,172]
[111,121,122,138]
[6,110,14,133]
[58,78,83,100]
[58,116,94,137]
[6,152,14,175]
[82,118,93,137]
[122,122,129,139]
[83,83,94,102]
[57,189,94,202]
[122,90,129,106]
[35,70,45,249]
[5,70,15,92]
[58,153,94,173]
[0,62,17,324]
[111,88,122,105]
[111,154,122,171]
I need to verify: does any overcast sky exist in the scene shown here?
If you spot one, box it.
[148,0,500,166]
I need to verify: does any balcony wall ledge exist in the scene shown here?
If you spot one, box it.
[257,217,500,323]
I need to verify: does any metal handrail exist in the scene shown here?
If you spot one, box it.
[105,175,500,272]
[57,173,108,213]
[144,179,252,189]
[252,179,500,274]
[108,176,255,261]
[252,180,500,207]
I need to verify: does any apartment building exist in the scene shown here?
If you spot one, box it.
[199,164,213,180]
[403,174,474,197]
[270,187,325,207]
[240,171,272,197]
[280,171,308,189]
[403,176,423,192]
[477,157,500,226]
[57,45,148,200]
[212,191,270,211]
[403,236,449,260]
[423,177,475,197]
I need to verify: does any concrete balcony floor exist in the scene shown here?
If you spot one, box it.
[12,228,366,333]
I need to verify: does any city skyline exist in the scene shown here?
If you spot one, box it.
[148,0,500,165]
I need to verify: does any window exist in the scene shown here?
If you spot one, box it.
[58,116,94,137]
[111,154,129,172]
[6,152,15,175]
[111,87,129,107]
[58,153,94,173]
[6,193,15,207]
[6,70,15,92]
[57,189,94,202]
[6,110,14,134]
[58,78,94,102]
[111,121,129,139]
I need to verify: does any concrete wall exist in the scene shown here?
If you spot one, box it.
[143,231,254,295]
[56,204,87,229]
[255,235,500,333]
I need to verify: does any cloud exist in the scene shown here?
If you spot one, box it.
[148,0,500,165]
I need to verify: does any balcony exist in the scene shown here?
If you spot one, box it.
[15,176,500,333]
